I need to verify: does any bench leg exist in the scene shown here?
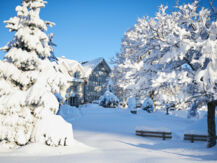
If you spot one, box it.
[191,136,194,143]
[162,133,165,140]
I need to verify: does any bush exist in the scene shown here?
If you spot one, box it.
[141,97,154,113]
[99,91,119,108]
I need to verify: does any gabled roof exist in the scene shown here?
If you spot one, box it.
[58,56,85,82]
[81,57,111,77]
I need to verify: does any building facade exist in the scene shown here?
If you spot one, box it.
[82,58,111,103]
[58,57,111,106]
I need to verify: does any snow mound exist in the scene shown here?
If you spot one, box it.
[31,113,74,146]
[0,140,94,156]
[57,104,81,122]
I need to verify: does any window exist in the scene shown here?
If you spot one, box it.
[73,85,78,93]
[74,71,80,78]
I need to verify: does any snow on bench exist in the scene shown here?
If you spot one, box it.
[184,134,208,143]
[184,130,211,143]
[135,127,172,140]
[184,130,208,143]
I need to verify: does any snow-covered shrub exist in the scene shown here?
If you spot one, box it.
[99,91,119,108]
[141,97,154,113]
[0,0,73,147]
[57,104,81,121]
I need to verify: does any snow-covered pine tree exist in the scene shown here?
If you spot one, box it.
[0,0,73,147]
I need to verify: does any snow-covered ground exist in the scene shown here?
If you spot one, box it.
[0,104,217,163]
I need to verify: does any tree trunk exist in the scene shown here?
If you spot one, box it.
[207,101,216,148]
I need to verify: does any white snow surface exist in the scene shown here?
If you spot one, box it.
[31,113,74,146]
[0,141,93,156]
[0,104,217,163]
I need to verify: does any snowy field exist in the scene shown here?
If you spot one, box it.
[0,104,217,163]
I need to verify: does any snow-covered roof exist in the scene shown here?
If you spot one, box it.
[58,56,85,82]
[58,57,111,80]
[81,57,111,77]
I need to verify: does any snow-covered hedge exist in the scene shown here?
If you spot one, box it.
[57,104,81,121]
[99,91,119,108]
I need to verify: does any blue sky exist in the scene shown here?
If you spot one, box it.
[0,0,210,63]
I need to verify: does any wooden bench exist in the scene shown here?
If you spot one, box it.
[136,130,172,140]
[184,134,208,143]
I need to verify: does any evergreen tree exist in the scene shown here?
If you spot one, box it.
[0,0,73,147]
